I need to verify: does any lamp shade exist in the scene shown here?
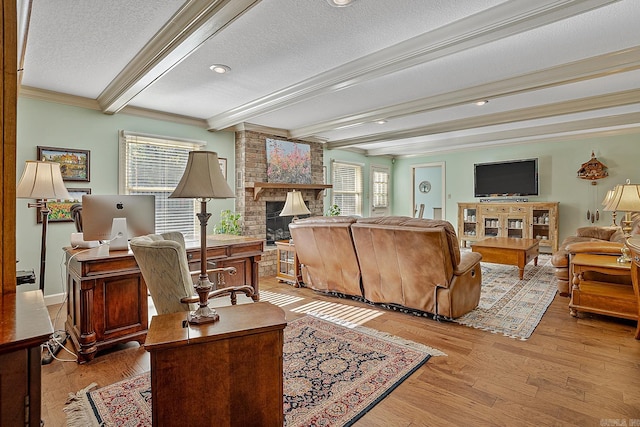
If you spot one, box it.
[603,182,640,212]
[169,151,234,199]
[601,189,615,207]
[280,190,310,217]
[16,160,71,200]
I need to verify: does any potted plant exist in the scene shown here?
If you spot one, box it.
[214,209,242,235]
[325,204,341,216]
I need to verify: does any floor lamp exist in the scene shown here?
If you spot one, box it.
[169,150,235,324]
[16,161,71,292]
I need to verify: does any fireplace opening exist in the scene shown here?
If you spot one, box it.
[266,201,310,245]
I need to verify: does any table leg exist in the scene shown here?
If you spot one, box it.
[518,268,524,280]
[534,256,538,266]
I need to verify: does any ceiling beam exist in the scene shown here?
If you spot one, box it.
[206,0,620,131]
[325,89,640,149]
[364,112,640,157]
[291,46,640,139]
[97,0,261,114]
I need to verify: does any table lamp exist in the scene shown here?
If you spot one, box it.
[603,179,640,262]
[16,161,71,291]
[280,190,310,243]
[169,151,235,324]
[601,188,617,226]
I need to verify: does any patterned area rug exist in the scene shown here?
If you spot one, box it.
[452,254,557,340]
[65,315,444,427]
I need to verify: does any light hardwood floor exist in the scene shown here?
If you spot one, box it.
[42,276,640,426]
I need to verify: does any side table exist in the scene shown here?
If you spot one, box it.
[570,253,637,320]
[144,302,287,427]
[275,240,302,287]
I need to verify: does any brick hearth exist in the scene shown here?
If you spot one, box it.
[234,130,325,277]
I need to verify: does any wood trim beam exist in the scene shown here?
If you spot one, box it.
[3,0,18,294]
[206,0,619,131]
[97,0,261,114]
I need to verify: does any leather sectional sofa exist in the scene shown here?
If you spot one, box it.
[289,216,482,319]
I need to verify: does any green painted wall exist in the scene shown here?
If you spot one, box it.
[392,133,640,244]
[17,97,235,296]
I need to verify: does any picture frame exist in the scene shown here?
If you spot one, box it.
[37,146,90,182]
[37,188,91,223]
[218,157,227,179]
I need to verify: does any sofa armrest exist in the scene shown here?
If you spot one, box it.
[565,241,623,255]
[454,252,482,276]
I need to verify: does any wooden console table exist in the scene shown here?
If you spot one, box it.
[570,253,636,320]
[64,235,264,363]
[0,290,53,426]
[145,302,286,426]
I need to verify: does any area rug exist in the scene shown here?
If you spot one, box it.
[65,315,444,427]
[452,254,557,340]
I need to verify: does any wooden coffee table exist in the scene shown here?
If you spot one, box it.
[472,237,539,279]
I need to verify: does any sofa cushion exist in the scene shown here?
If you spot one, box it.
[576,226,619,241]
[356,216,461,265]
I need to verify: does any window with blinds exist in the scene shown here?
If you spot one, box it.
[119,131,205,237]
[331,161,363,216]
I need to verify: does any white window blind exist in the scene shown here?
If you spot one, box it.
[331,161,363,216]
[372,169,389,208]
[119,131,205,237]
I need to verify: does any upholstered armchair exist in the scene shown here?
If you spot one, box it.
[551,224,638,296]
[130,232,253,315]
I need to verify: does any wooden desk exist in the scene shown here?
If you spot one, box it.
[570,253,636,320]
[145,302,286,427]
[0,290,53,426]
[64,235,264,363]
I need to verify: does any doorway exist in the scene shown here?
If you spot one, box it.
[412,162,445,219]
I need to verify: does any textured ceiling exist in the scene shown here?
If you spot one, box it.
[18,0,640,157]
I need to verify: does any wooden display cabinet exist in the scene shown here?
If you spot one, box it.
[457,201,559,252]
[275,240,302,287]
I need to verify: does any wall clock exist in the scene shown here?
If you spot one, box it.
[419,180,431,194]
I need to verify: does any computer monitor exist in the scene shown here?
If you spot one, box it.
[82,195,156,250]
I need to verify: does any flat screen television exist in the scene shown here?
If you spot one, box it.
[474,158,538,198]
[82,195,156,250]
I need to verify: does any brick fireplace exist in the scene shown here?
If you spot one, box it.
[234,130,326,277]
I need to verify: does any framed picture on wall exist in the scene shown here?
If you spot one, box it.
[37,187,91,223]
[218,157,227,179]
[37,146,90,182]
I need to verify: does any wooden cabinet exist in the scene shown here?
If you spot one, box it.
[0,290,53,426]
[145,302,287,427]
[65,236,264,363]
[275,240,302,287]
[458,202,559,252]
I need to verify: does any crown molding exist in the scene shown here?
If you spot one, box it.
[367,112,640,157]
[291,46,640,139]
[97,0,261,114]
[326,89,640,149]
[227,122,326,144]
[19,86,208,127]
[206,0,619,130]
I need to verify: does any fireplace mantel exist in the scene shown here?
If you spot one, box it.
[246,182,332,200]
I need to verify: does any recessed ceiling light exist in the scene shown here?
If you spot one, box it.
[475,100,489,106]
[209,64,231,74]
[327,0,355,7]
[374,120,387,125]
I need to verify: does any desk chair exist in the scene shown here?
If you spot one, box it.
[130,232,254,315]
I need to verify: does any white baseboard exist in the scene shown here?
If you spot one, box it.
[44,292,66,306]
